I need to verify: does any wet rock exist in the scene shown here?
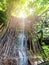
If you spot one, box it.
[1,58,17,65]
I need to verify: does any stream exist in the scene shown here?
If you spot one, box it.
[18,18,28,65]
[18,33,28,65]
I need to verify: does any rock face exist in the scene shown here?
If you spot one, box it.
[0,58,17,65]
[0,27,19,65]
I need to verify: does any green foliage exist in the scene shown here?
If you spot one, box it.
[10,0,49,17]
[35,13,49,39]
[38,61,49,65]
[0,0,48,17]
[0,0,7,26]
[28,0,49,15]
[42,42,49,57]
[34,10,49,60]
[0,10,7,25]
[34,0,49,15]
[0,0,17,26]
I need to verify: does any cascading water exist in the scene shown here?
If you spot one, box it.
[18,18,28,65]
[18,33,28,65]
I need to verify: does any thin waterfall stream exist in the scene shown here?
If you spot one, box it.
[18,33,28,65]
[18,18,28,65]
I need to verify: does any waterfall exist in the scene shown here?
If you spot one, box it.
[18,18,28,65]
[18,33,28,65]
